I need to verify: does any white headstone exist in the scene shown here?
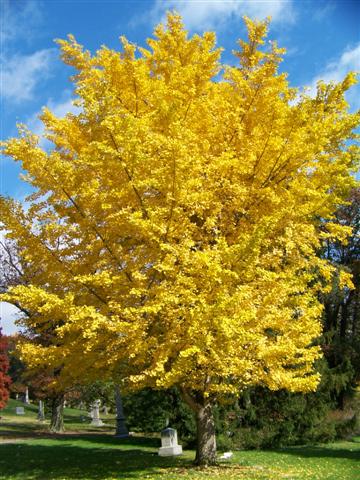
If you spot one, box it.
[90,399,104,426]
[16,407,25,415]
[158,428,182,456]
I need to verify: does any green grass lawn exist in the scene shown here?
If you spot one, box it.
[1,399,359,479]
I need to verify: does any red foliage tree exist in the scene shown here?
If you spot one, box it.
[0,326,11,409]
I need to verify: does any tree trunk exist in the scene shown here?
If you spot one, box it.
[324,301,340,333]
[180,387,217,466]
[49,394,65,433]
[340,300,348,339]
[352,290,359,336]
[195,402,217,466]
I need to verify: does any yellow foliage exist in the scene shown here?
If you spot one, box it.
[1,14,359,397]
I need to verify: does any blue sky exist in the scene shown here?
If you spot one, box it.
[1,0,360,333]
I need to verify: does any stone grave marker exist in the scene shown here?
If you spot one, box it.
[158,428,182,456]
[37,400,45,421]
[24,387,30,404]
[115,385,129,438]
[16,407,25,415]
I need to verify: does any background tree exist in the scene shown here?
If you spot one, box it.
[5,335,27,401]
[77,381,115,412]
[0,240,126,432]
[0,239,69,431]
[321,187,360,409]
[0,239,125,432]
[1,14,359,465]
[0,327,11,410]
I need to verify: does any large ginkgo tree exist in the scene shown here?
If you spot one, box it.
[1,14,359,465]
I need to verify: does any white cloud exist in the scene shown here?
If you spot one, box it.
[1,49,55,103]
[0,1,53,104]
[315,44,360,84]
[313,2,336,23]
[149,0,295,31]
[47,94,80,119]
[1,0,43,46]
[0,302,21,335]
[307,43,360,109]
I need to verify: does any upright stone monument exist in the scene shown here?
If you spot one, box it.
[37,400,45,421]
[115,384,129,438]
[102,404,109,415]
[90,399,104,426]
[24,387,30,404]
[16,406,25,415]
[158,428,182,456]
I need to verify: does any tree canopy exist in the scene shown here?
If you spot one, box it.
[1,14,359,464]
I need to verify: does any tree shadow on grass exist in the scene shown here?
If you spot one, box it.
[74,435,160,448]
[0,430,159,446]
[0,421,116,437]
[0,423,48,436]
[0,438,190,479]
[35,434,161,449]
[272,443,360,462]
